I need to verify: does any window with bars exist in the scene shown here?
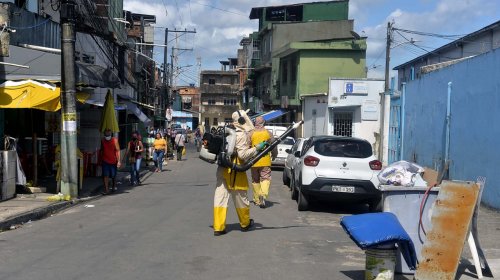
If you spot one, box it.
[213,118,218,126]
[332,112,353,137]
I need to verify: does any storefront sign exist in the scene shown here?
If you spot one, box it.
[344,81,368,95]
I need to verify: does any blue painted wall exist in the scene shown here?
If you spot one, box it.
[402,48,500,209]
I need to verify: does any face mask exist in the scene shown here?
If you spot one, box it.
[105,136,112,141]
[132,136,137,140]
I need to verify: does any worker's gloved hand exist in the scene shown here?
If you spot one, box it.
[256,141,268,151]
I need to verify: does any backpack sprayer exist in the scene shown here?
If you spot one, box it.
[199,120,304,172]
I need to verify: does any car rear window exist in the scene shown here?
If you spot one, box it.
[281,138,295,145]
[313,139,372,158]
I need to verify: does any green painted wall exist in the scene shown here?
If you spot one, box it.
[257,1,349,32]
[298,50,366,97]
[303,1,349,21]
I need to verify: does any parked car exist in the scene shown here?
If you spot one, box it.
[290,136,382,212]
[283,138,306,187]
[265,125,287,138]
[272,136,295,167]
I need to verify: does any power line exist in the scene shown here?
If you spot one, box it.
[393,27,465,39]
[190,0,247,16]
[174,0,183,26]
[8,17,52,29]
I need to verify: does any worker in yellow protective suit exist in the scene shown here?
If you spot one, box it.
[213,109,268,236]
[250,116,275,208]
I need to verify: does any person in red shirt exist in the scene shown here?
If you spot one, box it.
[100,129,121,194]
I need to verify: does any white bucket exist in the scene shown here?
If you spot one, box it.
[365,247,397,280]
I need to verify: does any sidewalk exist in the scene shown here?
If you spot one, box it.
[0,167,152,231]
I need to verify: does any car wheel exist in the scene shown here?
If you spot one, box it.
[282,169,290,186]
[297,185,309,211]
[291,176,298,200]
[368,198,383,213]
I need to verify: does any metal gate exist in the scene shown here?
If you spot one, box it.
[388,95,401,164]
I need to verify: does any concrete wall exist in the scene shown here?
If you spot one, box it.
[273,20,354,53]
[402,48,500,209]
[328,79,385,159]
[303,96,328,138]
[298,50,366,97]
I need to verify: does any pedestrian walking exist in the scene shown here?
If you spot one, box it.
[194,126,202,152]
[99,129,121,194]
[152,132,167,172]
[250,116,275,208]
[170,128,177,146]
[123,131,144,185]
[174,132,186,161]
[212,109,268,236]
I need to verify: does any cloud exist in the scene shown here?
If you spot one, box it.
[353,0,498,78]
[124,0,499,83]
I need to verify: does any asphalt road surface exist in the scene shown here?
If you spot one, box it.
[0,145,496,280]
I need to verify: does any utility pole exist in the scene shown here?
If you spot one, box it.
[162,29,195,124]
[163,28,169,129]
[60,0,78,198]
[379,21,393,163]
[378,22,394,163]
[384,21,393,92]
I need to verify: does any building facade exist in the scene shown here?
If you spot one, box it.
[200,68,240,131]
[0,0,161,185]
[242,0,367,135]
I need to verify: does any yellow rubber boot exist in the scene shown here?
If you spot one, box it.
[260,180,271,199]
[252,183,261,205]
[213,207,227,232]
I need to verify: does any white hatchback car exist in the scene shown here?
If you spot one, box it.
[282,138,306,187]
[271,136,295,167]
[290,136,382,211]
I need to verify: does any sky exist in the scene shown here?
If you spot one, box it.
[123,0,499,86]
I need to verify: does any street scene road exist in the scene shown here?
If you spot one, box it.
[1,146,499,280]
[0,1,499,279]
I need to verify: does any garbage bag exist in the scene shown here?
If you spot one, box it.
[377,160,424,187]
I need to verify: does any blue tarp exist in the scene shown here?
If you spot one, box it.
[260,110,288,122]
[340,212,417,270]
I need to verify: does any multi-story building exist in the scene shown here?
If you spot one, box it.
[169,85,200,129]
[244,0,367,133]
[200,65,240,131]
[0,0,158,183]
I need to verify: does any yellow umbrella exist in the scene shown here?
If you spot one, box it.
[99,89,120,133]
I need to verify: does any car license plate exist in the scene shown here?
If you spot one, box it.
[331,185,355,193]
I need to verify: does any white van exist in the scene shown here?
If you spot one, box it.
[265,126,295,167]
